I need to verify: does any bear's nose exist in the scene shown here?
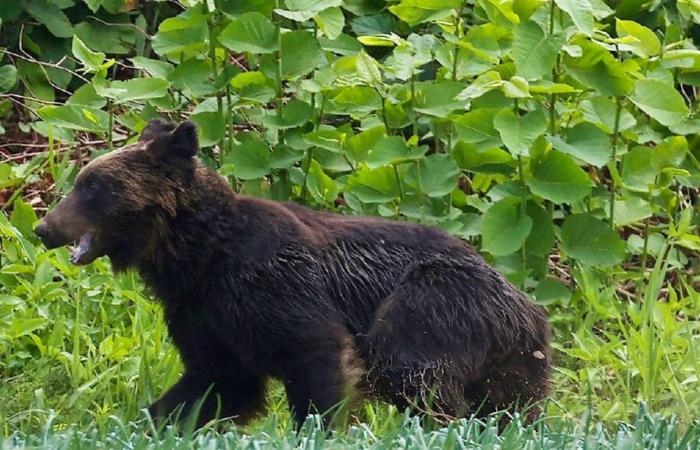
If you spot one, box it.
[34,222,51,244]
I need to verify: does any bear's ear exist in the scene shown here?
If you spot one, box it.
[150,121,199,160]
[140,118,175,142]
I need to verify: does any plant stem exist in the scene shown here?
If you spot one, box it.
[518,154,528,266]
[609,96,622,229]
[410,72,418,137]
[549,0,556,34]
[393,164,404,201]
[225,84,234,154]
[107,99,113,151]
[451,3,466,81]
[205,3,224,159]
[380,93,390,134]
[300,97,324,201]
[641,185,653,269]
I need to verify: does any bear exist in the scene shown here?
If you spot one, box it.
[35,119,552,428]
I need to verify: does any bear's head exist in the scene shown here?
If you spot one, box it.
[35,119,201,270]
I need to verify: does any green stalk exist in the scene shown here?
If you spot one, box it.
[451,2,466,81]
[300,98,324,201]
[609,96,623,229]
[549,0,556,34]
[380,93,390,133]
[204,4,224,159]
[107,99,114,151]
[225,84,234,153]
[410,72,418,138]
[641,185,653,269]
[393,164,404,201]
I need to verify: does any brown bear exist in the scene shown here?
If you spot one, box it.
[35,119,552,428]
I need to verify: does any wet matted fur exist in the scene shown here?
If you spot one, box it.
[36,119,552,428]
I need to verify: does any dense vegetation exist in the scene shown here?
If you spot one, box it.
[0,0,698,447]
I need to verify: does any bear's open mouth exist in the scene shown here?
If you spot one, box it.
[69,232,95,265]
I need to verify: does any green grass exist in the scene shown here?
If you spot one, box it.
[2,406,699,449]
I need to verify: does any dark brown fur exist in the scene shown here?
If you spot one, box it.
[36,120,552,428]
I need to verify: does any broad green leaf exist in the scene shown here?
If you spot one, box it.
[190,112,226,147]
[528,81,579,94]
[367,136,427,168]
[96,78,169,103]
[386,34,436,80]
[24,0,74,38]
[529,151,592,203]
[262,99,313,129]
[168,59,214,97]
[319,34,364,55]
[452,141,513,171]
[130,57,175,79]
[525,201,555,256]
[281,31,324,79]
[512,21,566,80]
[229,135,272,180]
[532,278,571,305]
[151,8,208,56]
[560,214,625,266]
[580,97,636,133]
[513,0,546,20]
[0,65,17,93]
[347,166,401,203]
[565,39,635,96]
[404,154,461,197]
[501,77,531,98]
[216,0,275,17]
[219,12,278,54]
[270,145,305,169]
[71,36,108,72]
[493,108,547,156]
[10,199,38,240]
[616,19,660,58]
[389,0,461,26]
[614,196,652,227]
[75,21,137,55]
[315,7,345,40]
[478,0,521,25]
[481,197,533,256]
[547,122,610,167]
[37,105,109,133]
[630,79,689,127]
[231,71,276,103]
[346,126,386,161]
[621,137,687,190]
[304,128,346,153]
[306,159,339,205]
[356,51,383,86]
[453,108,502,149]
[456,71,503,101]
[329,86,382,115]
[358,35,401,47]
[554,0,594,36]
[414,81,466,117]
[275,0,343,21]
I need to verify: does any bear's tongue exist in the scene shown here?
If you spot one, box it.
[70,232,94,265]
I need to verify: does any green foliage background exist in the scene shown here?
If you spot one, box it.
[0,0,699,442]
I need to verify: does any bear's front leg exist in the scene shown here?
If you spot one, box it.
[282,323,362,429]
[148,370,266,427]
[152,304,267,427]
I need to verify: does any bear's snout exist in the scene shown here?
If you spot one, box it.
[35,220,68,249]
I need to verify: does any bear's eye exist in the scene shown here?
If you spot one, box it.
[83,179,99,193]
